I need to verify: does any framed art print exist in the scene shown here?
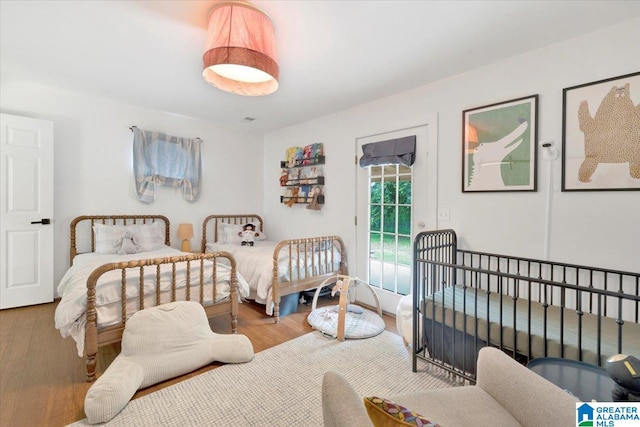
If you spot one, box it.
[562,71,640,191]
[462,95,538,192]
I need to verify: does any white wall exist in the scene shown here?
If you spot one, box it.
[263,18,640,273]
[0,82,264,288]
[2,17,638,297]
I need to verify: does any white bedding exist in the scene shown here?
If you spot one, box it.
[55,247,250,356]
[206,240,342,314]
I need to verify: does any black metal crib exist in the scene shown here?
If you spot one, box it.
[412,229,640,383]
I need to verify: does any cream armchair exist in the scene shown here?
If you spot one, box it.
[322,346,578,427]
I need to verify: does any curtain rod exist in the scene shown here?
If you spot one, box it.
[129,125,201,140]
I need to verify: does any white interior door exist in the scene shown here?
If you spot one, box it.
[1,113,54,309]
[355,118,438,314]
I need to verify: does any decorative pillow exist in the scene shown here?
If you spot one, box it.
[93,224,126,254]
[128,222,164,252]
[220,223,242,244]
[363,396,440,427]
[93,222,164,254]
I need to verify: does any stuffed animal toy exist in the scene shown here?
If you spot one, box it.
[238,223,260,246]
[279,169,288,186]
[285,187,299,207]
[113,230,138,255]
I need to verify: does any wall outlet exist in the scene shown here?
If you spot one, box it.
[438,208,450,221]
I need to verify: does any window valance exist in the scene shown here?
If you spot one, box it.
[132,127,202,203]
[359,135,416,167]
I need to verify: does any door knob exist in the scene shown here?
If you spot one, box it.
[31,218,51,225]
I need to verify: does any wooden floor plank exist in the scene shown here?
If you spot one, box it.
[0,297,397,426]
[0,304,38,426]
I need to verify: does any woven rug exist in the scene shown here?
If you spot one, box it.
[68,331,455,426]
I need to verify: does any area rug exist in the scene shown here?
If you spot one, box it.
[68,331,455,426]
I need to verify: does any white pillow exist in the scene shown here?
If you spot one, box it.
[221,224,242,244]
[221,223,265,244]
[128,222,164,252]
[93,224,125,254]
[314,241,333,251]
[215,221,226,243]
[93,222,164,254]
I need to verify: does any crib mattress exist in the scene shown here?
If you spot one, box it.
[423,285,640,366]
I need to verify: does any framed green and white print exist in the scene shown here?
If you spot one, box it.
[462,95,538,193]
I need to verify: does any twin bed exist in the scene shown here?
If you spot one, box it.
[55,214,346,381]
[412,229,640,382]
[200,214,346,322]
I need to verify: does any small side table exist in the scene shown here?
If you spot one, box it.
[527,357,617,402]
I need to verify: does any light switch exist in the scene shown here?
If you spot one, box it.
[438,208,450,221]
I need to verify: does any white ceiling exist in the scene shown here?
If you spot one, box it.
[2,0,640,133]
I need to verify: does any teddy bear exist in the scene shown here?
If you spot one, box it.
[113,230,139,255]
[285,187,299,207]
[238,223,260,246]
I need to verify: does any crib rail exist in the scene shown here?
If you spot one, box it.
[412,229,640,383]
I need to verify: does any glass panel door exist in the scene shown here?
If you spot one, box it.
[368,164,412,296]
[356,123,435,314]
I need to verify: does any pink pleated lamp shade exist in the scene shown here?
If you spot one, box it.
[202,2,279,96]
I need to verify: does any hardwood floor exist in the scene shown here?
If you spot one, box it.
[0,297,397,426]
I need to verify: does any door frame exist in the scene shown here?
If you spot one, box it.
[353,114,439,314]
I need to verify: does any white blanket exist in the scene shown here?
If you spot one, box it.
[206,241,342,314]
[55,247,250,356]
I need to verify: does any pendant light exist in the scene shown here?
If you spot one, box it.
[202,2,279,96]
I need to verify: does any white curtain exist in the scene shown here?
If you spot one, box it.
[132,127,202,203]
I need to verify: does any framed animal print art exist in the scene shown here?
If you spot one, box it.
[462,95,538,193]
[562,71,640,191]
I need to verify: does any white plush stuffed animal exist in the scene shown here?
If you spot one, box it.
[113,230,138,255]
